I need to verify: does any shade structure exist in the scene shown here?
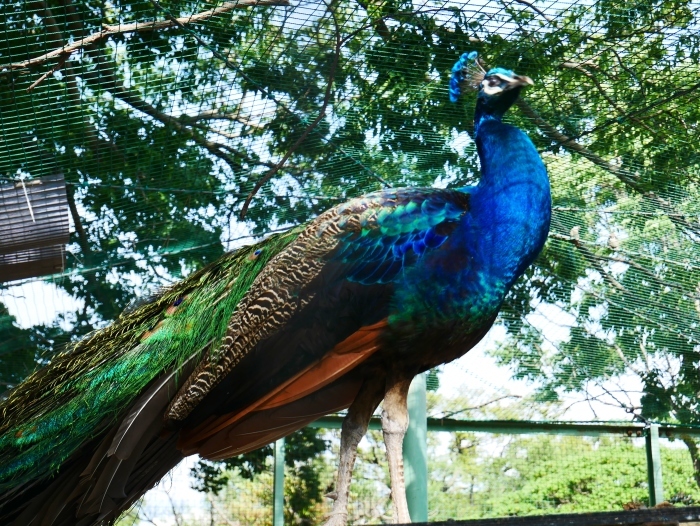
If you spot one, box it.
[0,174,69,282]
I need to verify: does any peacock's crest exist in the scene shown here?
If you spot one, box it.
[450,52,534,102]
[449,51,486,102]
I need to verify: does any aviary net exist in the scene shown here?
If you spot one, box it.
[2,0,700,522]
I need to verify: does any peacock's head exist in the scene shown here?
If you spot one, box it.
[479,67,533,97]
[449,51,533,118]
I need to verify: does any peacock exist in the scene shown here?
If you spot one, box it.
[0,51,550,525]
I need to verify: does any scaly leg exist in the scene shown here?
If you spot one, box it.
[382,376,413,524]
[324,379,384,526]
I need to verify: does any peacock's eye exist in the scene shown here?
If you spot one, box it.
[481,76,505,94]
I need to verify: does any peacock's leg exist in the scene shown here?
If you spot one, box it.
[382,376,413,524]
[324,378,384,526]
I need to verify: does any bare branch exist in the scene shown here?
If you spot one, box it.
[436,395,523,419]
[560,60,599,69]
[516,98,640,187]
[26,53,67,91]
[207,495,239,526]
[510,0,554,24]
[107,0,287,33]
[166,492,183,526]
[0,0,289,72]
[184,109,266,128]
[572,78,700,141]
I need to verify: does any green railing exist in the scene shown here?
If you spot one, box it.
[269,374,700,525]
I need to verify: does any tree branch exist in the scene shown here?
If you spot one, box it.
[516,98,700,236]
[563,64,658,136]
[515,98,640,188]
[183,109,265,129]
[26,53,67,92]
[437,395,523,419]
[681,436,700,491]
[83,48,245,175]
[550,231,625,292]
[560,60,598,69]
[356,0,391,40]
[571,78,700,142]
[239,3,344,219]
[510,0,554,24]
[1,0,288,73]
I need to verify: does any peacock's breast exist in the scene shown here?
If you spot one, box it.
[386,178,549,339]
[387,236,508,335]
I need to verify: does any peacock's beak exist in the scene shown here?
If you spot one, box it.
[511,75,534,88]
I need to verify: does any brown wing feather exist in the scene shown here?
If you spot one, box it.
[178,319,387,455]
[255,318,388,411]
[191,376,365,460]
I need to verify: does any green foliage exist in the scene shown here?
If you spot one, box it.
[3,0,700,511]
[430,433,700,520]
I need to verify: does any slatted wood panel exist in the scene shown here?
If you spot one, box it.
[0,174,69,282]
[0,246,65,282]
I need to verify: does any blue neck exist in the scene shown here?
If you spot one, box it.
[473,87,522,126]
[473,108,546,192]
[469,100,551,286]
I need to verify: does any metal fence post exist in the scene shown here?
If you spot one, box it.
[273,438,285,526]
[404,373,428,522]
[645,423,664,506]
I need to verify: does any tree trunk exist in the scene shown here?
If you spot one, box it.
[681,435,700,490]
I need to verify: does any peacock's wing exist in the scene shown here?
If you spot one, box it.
[168,187,472,458]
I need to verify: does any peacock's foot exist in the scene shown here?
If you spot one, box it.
[322,511,349,526]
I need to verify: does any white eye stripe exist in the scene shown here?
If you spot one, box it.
[481,80,504,95]
[490,73,512,82]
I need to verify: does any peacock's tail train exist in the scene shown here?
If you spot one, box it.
[0,227,302,525]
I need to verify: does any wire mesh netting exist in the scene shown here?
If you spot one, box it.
[3,0,700,522]
[3,0,700,403]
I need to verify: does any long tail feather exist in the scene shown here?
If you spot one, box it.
[0,228,303,524]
